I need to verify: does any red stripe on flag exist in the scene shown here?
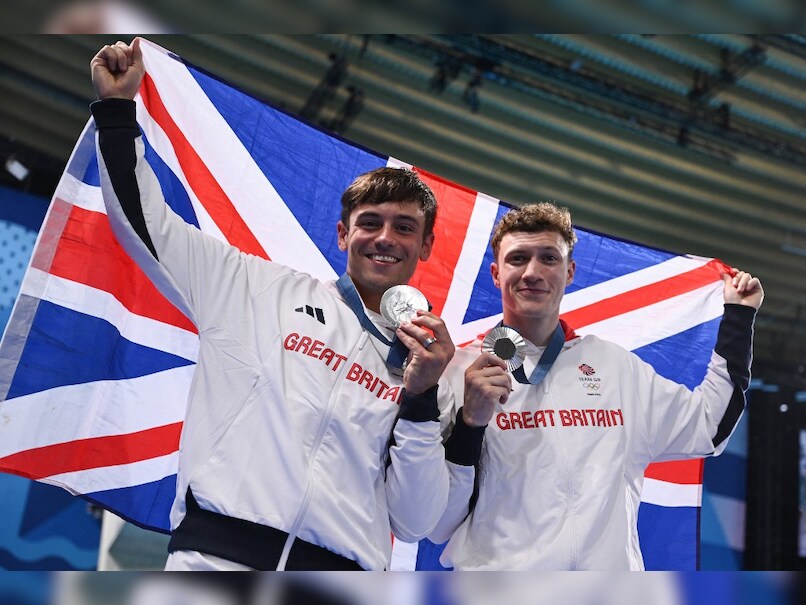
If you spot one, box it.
[408,168,477,316]
[561,259,730,329]
[139,73,269,259]
[645,459,704,485]
[0,422,183,480]
[44,202,197,333]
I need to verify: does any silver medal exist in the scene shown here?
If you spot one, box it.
[380,285,429,328]
[482,326,527,372]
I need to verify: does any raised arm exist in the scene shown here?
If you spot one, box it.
[89,39,278,329]
[643,269,763,462]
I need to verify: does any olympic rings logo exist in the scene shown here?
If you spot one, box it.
[583,382,601,390]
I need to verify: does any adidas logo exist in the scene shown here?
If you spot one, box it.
[295,305,326,325]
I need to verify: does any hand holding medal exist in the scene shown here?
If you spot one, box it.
[463,323,566,426]
[480,323,566,388]
[381,285,454,395]
[380,285,429,329]
[462,348,512,427]
[481,326,527,372]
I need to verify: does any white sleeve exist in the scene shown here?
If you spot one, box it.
[426,405,484,545]
[428,458,477,545]
[427,353,484,545]
[636,304,756,463]
[92,98,289,330]
[385,384,451,542]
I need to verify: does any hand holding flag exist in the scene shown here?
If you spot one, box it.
[91,38,144,101]
[723,270,764,308]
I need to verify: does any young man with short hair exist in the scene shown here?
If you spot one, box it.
[90,39,455,570]
[432,202,763,570]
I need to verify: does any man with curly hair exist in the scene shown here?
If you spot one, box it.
[430,202,763,570]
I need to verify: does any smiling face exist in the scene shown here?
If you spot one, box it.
[337,200,434,313]
[492,230,575,341]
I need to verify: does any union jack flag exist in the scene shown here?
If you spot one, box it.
[0,39,727,569]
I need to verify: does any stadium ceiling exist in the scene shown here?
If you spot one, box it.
[0,34,804,388]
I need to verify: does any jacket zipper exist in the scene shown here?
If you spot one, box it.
[547,365,579,570]
[275,331,368,570]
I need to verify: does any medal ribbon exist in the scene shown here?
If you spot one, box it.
[336,273,409,369]
[509,322,565,386]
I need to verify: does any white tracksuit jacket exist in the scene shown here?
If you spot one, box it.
[91,99,449,570]
[431,311,755,570]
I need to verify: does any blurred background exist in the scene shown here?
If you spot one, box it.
[0,571,803,605]
[0,6,805,579]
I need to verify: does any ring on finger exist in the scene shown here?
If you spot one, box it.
[422,337,438,349]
